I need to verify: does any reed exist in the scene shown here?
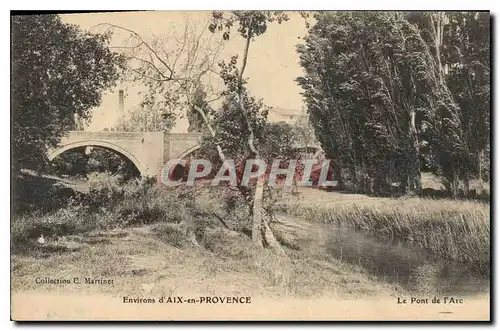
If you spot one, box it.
[292,197,490,274]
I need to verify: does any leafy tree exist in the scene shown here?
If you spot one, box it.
[297,11,490,198]
[200,90,295,176]
[407,12,490,196]
[50,147,140,180]
[207,11,291,251]
[99,12,292,250]
[186,83,212,132]
[85,148,140,180]
[12,14,124,173]
[298,12,432,194]
[260,122,297,161]
[442,12,490,195]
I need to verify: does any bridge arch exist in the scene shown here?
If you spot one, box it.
[47,140,149,176]
[175,144,201,160]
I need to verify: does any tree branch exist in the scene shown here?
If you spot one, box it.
[95,23,175,78]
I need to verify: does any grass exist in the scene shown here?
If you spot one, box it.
[11,172,490,299]
[11,220,398,299]
[287,194,490,274]
[152,223,190,248]
[11,173,399,298]
[12,205,105,249]
[11,173,401,299]
[12,173,490,272]
[11,174,188,252]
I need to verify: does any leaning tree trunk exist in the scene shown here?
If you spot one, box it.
[193,104,226,161]
[251,175,265,247]
[236,18,281,251]
[262,213,286,256]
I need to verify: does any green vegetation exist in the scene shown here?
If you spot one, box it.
[11,175,401,298]
[12,14,124,174]
[287,195,489,274]
[11,171,490,300]
[50,148,140,180]
[12,173,243,254]
[11,11,490,300]
[13,172,490,275]
[298,12,490,198]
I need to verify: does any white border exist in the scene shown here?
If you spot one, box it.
[3,1,496,10]
[2,1,497,329]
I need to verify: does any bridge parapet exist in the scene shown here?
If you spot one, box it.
[50,131,167,177]
[49,131,203,178]
[48,130,321,178]
[169,132,203,140]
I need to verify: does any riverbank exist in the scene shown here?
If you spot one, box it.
[11,174,490,307]
[280,188,490,275]
[11,219,400,301]
[10,216,490,320]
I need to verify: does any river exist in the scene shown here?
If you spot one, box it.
[323,224,490,296]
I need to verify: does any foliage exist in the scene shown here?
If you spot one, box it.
[50,147,140,179]
[297,12,490,197]
[12,174,193,250]
[187,84,212,132]
[209,10,289,41]
[97,11,296,249]
[50,148,89,178]
[441,13,490,190]
[152,223,189,248]
[85,172,126,208]
[121,93,177,132]
[12,14,124,173]
[204,11,297,250]
[12,172,83,215]
[98,17,226,134]
[86,148,140,179]
[197,56,296,223]
[199,86,270,162]
[290,110,318,151]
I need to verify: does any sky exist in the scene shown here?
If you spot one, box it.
[60,11,309,132]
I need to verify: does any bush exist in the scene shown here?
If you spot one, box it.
[13,172,83,215]
[115,184,198,226]
[13,174,263,253]
[11,199,108,249]
[86,172,125,208]
[201,187,252,231]
[152,223,189,248]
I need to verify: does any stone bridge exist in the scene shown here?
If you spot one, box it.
[47,131,202,177]
[47,131,322,178]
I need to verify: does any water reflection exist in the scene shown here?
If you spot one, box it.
[324,225,490,296]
